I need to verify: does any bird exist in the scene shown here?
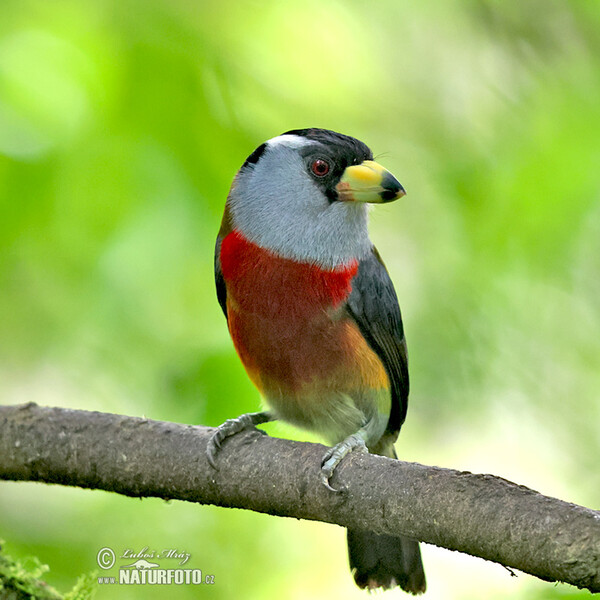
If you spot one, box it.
[209,128,426,594]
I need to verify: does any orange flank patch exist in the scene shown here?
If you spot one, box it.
[338,320,389,391]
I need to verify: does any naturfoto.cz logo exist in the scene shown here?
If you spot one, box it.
[96,546,215,586]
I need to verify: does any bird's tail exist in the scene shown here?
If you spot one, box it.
[347,529,425,593]
[347,444,426,594]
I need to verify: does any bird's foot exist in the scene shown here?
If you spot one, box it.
[207,411,273,469]
[321,433,368,492]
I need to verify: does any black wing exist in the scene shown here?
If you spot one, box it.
[346,247,409,437]
[214,235,228,322]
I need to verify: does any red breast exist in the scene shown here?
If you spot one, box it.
[220,229,358,318]
[219,229,363,393]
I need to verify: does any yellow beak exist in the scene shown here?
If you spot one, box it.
[335,160,405,204]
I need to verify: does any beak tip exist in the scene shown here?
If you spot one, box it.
[379,174,406,203]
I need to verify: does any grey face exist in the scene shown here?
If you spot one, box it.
[227,134,373,268]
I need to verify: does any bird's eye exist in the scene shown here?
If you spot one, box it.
[311,159,330,177]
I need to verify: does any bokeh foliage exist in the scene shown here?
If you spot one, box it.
[0,1,599,598]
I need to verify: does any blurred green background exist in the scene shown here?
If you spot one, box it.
[1,0,599,598]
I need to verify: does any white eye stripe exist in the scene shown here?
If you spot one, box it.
[267,134,314,149]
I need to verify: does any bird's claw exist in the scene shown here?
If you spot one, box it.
[206,431,224,470]
[320,433,368,492]
[320,471,339,493]
[207,412,272,469]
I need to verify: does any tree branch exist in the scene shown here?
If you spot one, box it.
[1,403,598,592]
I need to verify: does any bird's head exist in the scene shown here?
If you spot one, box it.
[226,128,405,268]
